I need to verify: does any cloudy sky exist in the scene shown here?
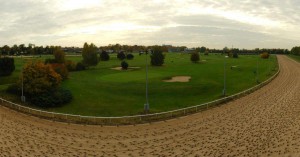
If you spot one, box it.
[0,0,299,49]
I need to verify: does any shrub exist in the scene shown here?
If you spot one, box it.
[65,60,77,71]
[0,57,15,76]
[6,83,21,95]
[117,51,126,60]
[126,53,134,60]
[30,88,73,107]
[150,48,165,66]
[100,51,110,61]
[204,51,209,55]
[44,59,56,64]
[121,61,128,70]
[53,47,65,63]
[260,52,269,59]
[233,52,239,58]
[76,62,86,71]
[50,63,69,80]
[21,61,61,96]
[190,52,200,63]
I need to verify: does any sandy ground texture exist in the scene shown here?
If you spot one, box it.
[0,55,299,156]
[110,67,140,70]
[163,76,191,82]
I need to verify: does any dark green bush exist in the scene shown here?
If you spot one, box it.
[190,52,200,63]
[30,88,73,107]
[0,57,15,76]
[76,62,86,71]
[126,53,134,60]
[233,52,239,58]
[44,58,56,64]
[6,84,21,95]
[150,48,165,66]
[100,51,110,61]
[117,51,126,60]
[121,61,128,70]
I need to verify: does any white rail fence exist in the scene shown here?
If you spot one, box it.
[0,65,280,126]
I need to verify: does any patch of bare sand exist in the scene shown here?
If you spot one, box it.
[110,67,140,70]
[163,76,191,82]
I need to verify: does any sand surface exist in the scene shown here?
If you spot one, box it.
[110,67,140,70]
[0,55,300,156]
[164,76,191,82]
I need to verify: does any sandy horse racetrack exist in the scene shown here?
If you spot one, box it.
[0,55,299,156]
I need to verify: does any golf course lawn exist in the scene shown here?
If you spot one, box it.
[0,53,278,116]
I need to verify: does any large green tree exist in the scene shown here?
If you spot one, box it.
[291,46,300,55]
[82,42,99,67]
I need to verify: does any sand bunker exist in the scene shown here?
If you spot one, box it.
[164,76,191,82]
[110,67,141,70]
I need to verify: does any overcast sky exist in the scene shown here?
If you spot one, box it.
[0,0,299,49]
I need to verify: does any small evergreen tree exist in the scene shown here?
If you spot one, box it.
[126,53,134,60]
[150,47,165,66]
[100,51,110,61]
[117,51,126,60]
[121,61,128,70]
[190,52,200,63]
[0,57,15,76]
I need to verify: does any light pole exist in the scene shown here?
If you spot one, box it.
[21,55,26,102]
[144,49,150,113]
[256,52,259,83]
[223,56,228,96]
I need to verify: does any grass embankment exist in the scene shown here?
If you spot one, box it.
[0,54,278,116]
[288,55,300,62]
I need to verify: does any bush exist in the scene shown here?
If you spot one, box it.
[0,57,15,76]
[21,61,61,96]
[44,58,56,64]
[190,52,200,63]
[126,53,134,60]
[233,52,239,58]
[50,63,69,80]
[100,51,110,61]
[53,47,65,63]
[65,60,77,71]
[30,88,73,107]
[76,62,86,71]
[6,84,21,95]
[260,52,269,59]
[117,51,126,60]
[121,61,128,70]
[150,48,165,66]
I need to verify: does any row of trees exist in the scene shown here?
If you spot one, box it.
[1,43,296,56]
[291,46,300,55]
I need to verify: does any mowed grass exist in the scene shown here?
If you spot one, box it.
[288,54,300,62]
[0,53,278,116]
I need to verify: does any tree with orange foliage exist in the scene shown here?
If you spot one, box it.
[21,61,62,96]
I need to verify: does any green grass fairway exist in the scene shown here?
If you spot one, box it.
[0,53,278,116]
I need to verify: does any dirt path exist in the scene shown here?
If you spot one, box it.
[0,55,299,156]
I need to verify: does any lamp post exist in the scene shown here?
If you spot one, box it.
[21,55,26,102]
[256,52,259,83]
[223,56,228,96]
[144,49,150,113]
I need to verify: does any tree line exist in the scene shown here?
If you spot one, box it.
[0,43,298,56]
